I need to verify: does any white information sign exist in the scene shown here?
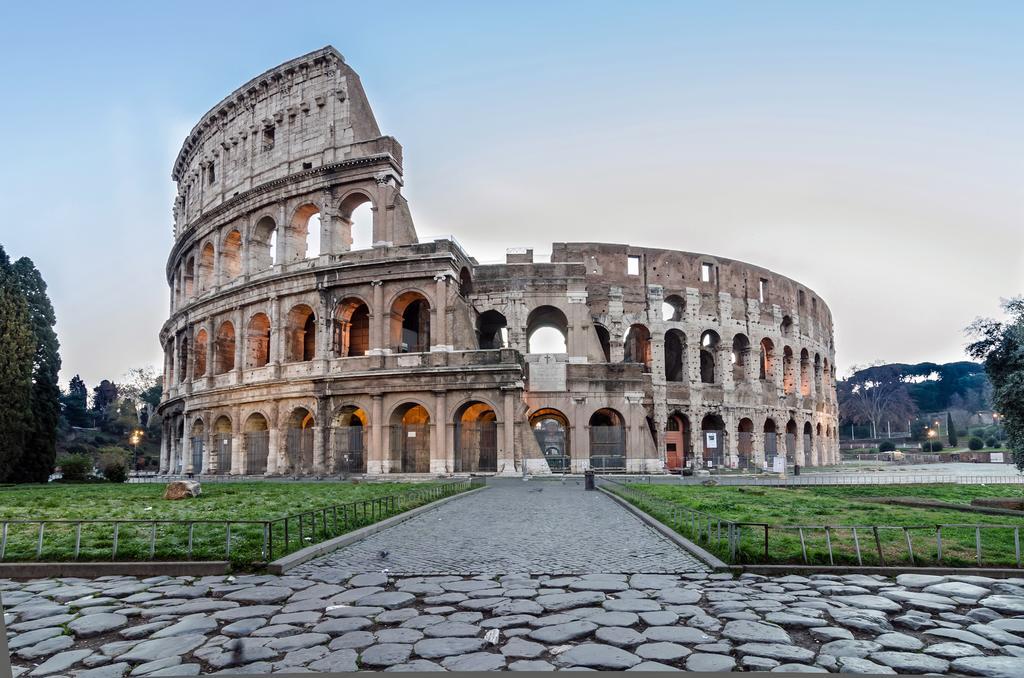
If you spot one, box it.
[772,456,786,473]
[991,452,1004,463]
[706,432,718,448]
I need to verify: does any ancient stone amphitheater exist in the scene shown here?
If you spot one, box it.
[157,46,839,478]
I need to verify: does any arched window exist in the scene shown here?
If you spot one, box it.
[339,193,373,252]
[183,257,195,300]
[212,415,232,474]
[215,321,235,374]
[390,292,430,353]
[390,403,431,473]
[623,324,652,370]
[243,413,269,475]
[198,242,215,291]
[531,408,571,473]
[194,329,208,377]
[221,230,242,281]
[662,295,685,322]
[701,414,726,468]
[594,324,611,363]
[251,216,277,270]
[783,346,796,394]
[477,310,508,349]
[764,418,779,465]
[284,407,315,475]
[738,418,754,468]
[289,204,321,261]
[455,401,498,473]
[665,329,686,382]
[785,419,798,465]
[781,315,793,338]
[800,348,811,396]
[177,337,189,383]
[665,413,691,471]
[286,305,316,362]
[459,268,473,297]
[527,305,568,354]
[700,330,720,384]
[814,353,822,391]
[731,333,751,383]
[333,405,368,475]
[759,338,775,381]
[246,313,271,368]
[334,298,370,357]
[589,409,625,472]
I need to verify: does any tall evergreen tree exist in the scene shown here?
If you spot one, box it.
[946,411,958,447]
[61,375,91,427]
[8,256,61,482]
[0,246,34,481]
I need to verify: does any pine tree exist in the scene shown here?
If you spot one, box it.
[947,411,958,448]
[61,375,91,427]
[9,256,61,483]
[0,246,34,481]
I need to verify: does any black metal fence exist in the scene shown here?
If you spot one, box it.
[455,421,498,473]
[245,431,269,475]
[333,426,367,475]
[590,426,625,472]
[213,433,232,473]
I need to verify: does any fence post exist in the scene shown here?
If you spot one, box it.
[798,528,808,564]
[226,523,232,558]
[763,525,769,561]
[262,523,269,561]
[976,527,982,566]
[852,527,862,566]
[35,523,44,559]
[74,523,82,561]
[904,528,914,566]
[1015,527,1021,569]
[149,523,157,560]
[824,527,834,566]
[936,526,943,563]
[187,522,194,559]
[0,522,7,560]
[872,526,884,566]
[112,523,120,560]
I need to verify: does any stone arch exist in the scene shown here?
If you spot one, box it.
[454,401,498,473]
[531,408,571,473]
[332,404,368,474]
[189,417,206,474]
[334,296,370,357]
[781,315,793,338]
[389,402,431,473]
[662,294,686,322]
[250,215,278,270]
[764,417,779,466]
[246,312,271,368]
[288,202,322,262]
[785,418,799,465]
[783,346,796,394]
[242,412,270,475]
[283,407,315,475]
[738,417,755,468]
[700,413,726,468]
[212,414,233,474]
[759,338,775,381]
[221,229,243,281]
[177,336,189,383]
[194,328,208,377]
[731,333,751,383]
[589,408,625,472]
[286,304,316,362]
[198,241,215,291]
[337,190,374,252]
[700,330,720,384]
[665,329,686,382]
[477,309,508,349]
[390,290,431,353]
[215,321,236,374]
[665,411,691,471]
[803,421,814,465]
[623,324,652,370]
[527,305,569,354]
[182,256,195,300]
[800,348,811,396]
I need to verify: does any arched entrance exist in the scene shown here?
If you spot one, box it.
[786,419,799,469]
[190,419,205,475]
[737,418,754,469]
[531,409,570,473]
[390,403,430,473]
[764,418,779,471]
[213,416,232,474]
[454,402,498,473]
[665,413,691,472]
[284,408,315,475]
[701,414,726,469]
[332,406,368,475]
[244,413,269,475]
[804,422,814,466]
[589,408,625,472]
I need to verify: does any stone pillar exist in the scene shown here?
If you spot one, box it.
[723,412,738,469]
[205,319,216,384]
[432,274,449,351]
[369,395,384,474]
[686,334,702,386]
[268,427,282,476]
[170,333,180,390]
[369,280,385,355]
[432,391,448,473]
[773,343,785,397]
[312,426,325,475]
[159,423,169,474]
[270,296,283,367]
[572,396,588,473]
[178,420,188,476]
[233,308,244,379]
[501,387,516,475]
[567,288,589,361]
[752,431,765,469]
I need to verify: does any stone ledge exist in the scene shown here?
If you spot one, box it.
[267,486,488,574]
[0,560,230,578]
[597,486,728,570]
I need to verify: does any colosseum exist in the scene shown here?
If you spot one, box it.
[157,46,839,478]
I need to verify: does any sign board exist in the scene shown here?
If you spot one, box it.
[772,456,786,473]
[706,460,713,468]
[407,431,416,438]
[705,432,718,448]
[529,359,566,392]
[991,452,1004,463]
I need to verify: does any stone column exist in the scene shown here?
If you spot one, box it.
[233,308,244,380]
[432,274,449,351]
[432,391,448,473]
[268,427,281,477]
[566,288,589,361]
[159,422,169,474]
[369,395,384,474]
[501,387,516,475]
[269,296,283,367]
[752,431,765,469]
[369,280,385,355]
[723,412,738,469]
[178,420,188,476]
[205,319,216,384]
[572,396,588,473]
[312,425,325,475]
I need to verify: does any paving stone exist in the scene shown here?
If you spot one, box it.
[211,605,280,621]
[266,632,331,652]
[375,628,425,644]
[8,627,65,650]
[481,614,537,629]
[950,656,1024,678]
[831,594,903,612]
[595,626,646,647]
[223,586,293,604]
[30,649,94,676]
[75,662,131,678]
[642,625,714,644]
[251,623,302,637]
[687,653,737,672]
[809,626,854,641]
[147,665,200,677]
[925,627,999,649]
[354,591,415,609]
[412,637,487,658]
[129,656,182,676]
[655,587,701,604]
[534,591,606,611]
[222,617,268,637]
[638,610,677,626]
[118,634,208,664]
[382,659,446,672]
[924,581,991,599]
[924,641,986,658]
[149,614,217,638]
[329,631,376,650]
[735,643,815,662]
[421,620,479,637]
[765,611,823,628]
[500,637,546,658]
[508,660,555,671]
[528,620,598,644]
[968,622,1024,645]
[16,635,75,660]
[872,650,951,673]
[981,595,1024,614]
[635,641,691,661]
[268,610,321,626]
[722,619,791,644]
[818,639,882,658]
[493,599,544,615]
[440,651,507,671]
[741,655,780,671]
[304,649,359,673]
[205,639,280,669]
[771,663,829,673]
[552,643,642,670]
[311,616,371,635]
[601,598,661,612]
[875,631,924,650]
[9,613,77,632]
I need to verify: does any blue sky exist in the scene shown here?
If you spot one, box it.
[1,1,1021,389]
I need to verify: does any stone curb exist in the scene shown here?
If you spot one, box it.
[0,561,230,578]
[267,486,488,574]
[597,486,729,570]
[733,564,1024,578]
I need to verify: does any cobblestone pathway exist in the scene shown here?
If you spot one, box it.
[290,478,707,578]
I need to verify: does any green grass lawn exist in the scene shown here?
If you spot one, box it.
[620,483,1024,568]
[0,481,454,567]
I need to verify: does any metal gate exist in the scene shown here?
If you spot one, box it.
[590,425,626,472]
[245,431,269,475]
[534,421,570,473]
[764,432,779,470]
[285,427,314,475]
[333,426,366,475]
[213,433,232,474]
[804,433,812,466]
[391,424,430,473]
[786,433,797,467]
[190,437,204,474]
[737,432,754,470]
[702,430,726,469]
[455,421,498,473]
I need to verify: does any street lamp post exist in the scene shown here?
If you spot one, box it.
[130,429,143,475]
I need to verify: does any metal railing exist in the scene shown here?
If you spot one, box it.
[0,478,484,566]
[636,473,1024,487]
[599,477,1024,568]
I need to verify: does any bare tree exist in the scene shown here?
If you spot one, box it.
[839,362,918,437]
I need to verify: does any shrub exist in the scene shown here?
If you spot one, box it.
[968,437,984,450]
[986,437,998,449]
[57,453,93,481]
[97,447,130,483]
[930,441,944,452]
[879,441,896,452]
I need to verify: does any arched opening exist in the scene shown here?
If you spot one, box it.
[477,310,508,349]
[332,406,368,475]
[166,341,175,385]
[781,315,793,338]
[814,353,822,392]
[783,346,796,394]
[455,402,498,473]
[665,413,691,472]
[221,230,242,281]
[759,338,775,381]
[803,421,814,465]
[243,413,269,476]
[589,408,625,472]
[764,418,779,469]
[731,333,751,383]
[459,268,473,297]
[594,324,611,362]
[665,329,686,382]
[183,257,195,299]
[662,295,685,322]
[822,357,831,394]
[623,324,652,370]
[527,305,568,354]
[194,329,208,377]
[198,242,215,291]
[390,291,431,353]
[251,216,277,270]
[215,321,235,374]
[389,403,431,473]
[339,193,373,252]
[334,298,370,357]
[701,414,726,469]
[284,407,315,475]
[785,419,798,467]
[286,305,316,362]
[213,416,232,474]
[700,331,720,384]
[290,204,321,261]
[246,313,271,368]
[177,337,189,383]
[190,419,205,475]
[738,418,754,469]
[174,419,185,474]
[800,348,811,396]
[531,408,571,473]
